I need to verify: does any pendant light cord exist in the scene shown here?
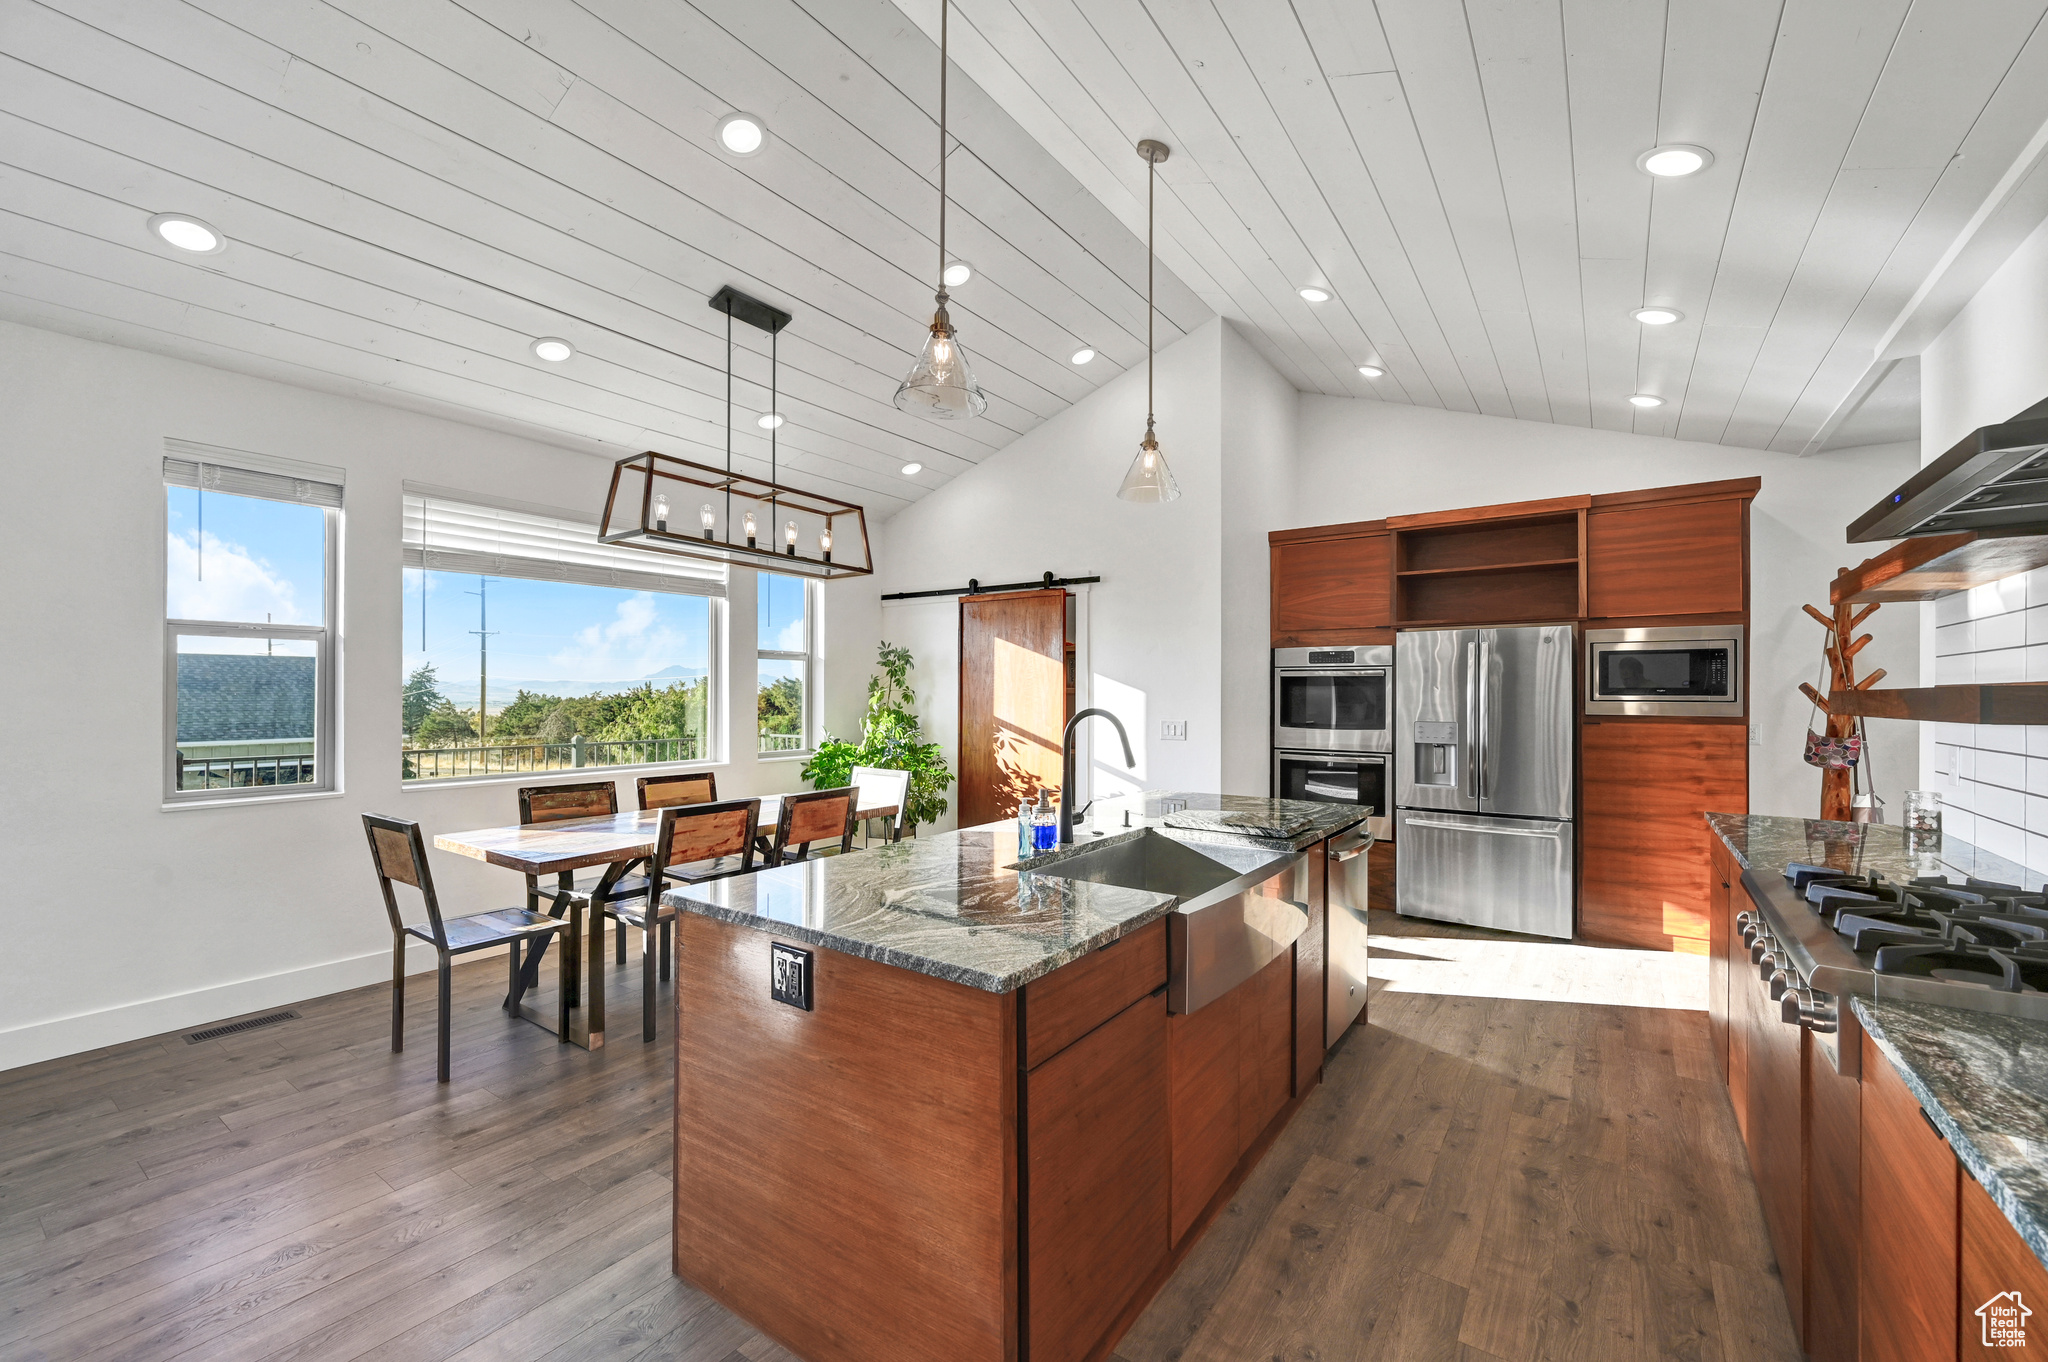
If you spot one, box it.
[1147,149,1155,424]
[938,0,948,297]
[724,301,733,541]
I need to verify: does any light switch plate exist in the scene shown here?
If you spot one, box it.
[1749,724,1760,747]
[1161,720,1187,741]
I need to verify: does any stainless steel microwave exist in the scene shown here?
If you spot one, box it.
[1272,645,1391,752]
[1585,625,1744,717]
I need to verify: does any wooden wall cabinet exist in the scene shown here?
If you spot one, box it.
[1586,494,1748,618]
[1580,723,1748,952]
[1861,1029,1961,1362]
[1269,528,1391,643]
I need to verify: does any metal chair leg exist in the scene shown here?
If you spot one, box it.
[391,934,406,1053]
[506,939,524,1014]
[616,911,628,965]
[659,918,672,982]
[641,918,658,1043]
[436,954,452,1083]
[555,926,571,1042]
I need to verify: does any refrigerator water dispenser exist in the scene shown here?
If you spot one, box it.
[1412,720,1459,786]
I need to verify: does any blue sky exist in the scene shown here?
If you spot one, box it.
[166,487,325,639]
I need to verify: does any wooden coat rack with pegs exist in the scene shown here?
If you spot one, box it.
[1797,599,1886,822]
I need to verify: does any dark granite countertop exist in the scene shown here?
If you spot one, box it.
[1704,812,2043,888]
[1854,997,2048,1269]
[661,792,1366,994]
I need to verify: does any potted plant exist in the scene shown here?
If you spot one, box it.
[803,642,953,835]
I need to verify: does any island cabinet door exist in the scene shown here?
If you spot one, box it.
[1744,961,1805,1345]
[1860,1032,1960,1362]
[1707,840,1734,1082]
[1960,1169,2048,1356]
[1025,990,1170,1362]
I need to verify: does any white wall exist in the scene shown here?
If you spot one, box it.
[1915,211,2048,877]
[0,320,865,1070]
[873,317,1232,810]
[1293,398,1921,821]
[1218,322,1298,795]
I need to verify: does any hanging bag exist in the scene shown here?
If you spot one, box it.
[1802,655,1862,769]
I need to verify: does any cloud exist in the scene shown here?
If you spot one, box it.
[166,531,307,627]
[547,593,696,681]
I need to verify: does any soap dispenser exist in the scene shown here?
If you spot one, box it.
[1017,788,1038,860]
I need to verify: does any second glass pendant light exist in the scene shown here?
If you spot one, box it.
[895,0,989,421]
[1119,138,1180,503]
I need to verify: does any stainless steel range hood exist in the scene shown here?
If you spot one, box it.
[1848,411,2048,543]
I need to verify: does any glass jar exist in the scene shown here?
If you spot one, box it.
[1905,790,1943,851]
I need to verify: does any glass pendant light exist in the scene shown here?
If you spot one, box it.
[894,0,988,420]
[1119,139,1181,503]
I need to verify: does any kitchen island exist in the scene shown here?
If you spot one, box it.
[660,793,1366,1362]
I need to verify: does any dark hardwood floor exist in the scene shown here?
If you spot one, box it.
[0,912,1799,1362]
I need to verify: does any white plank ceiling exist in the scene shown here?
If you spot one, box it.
[904,0,2048,453]
[12,0,2048,502]
[0,0,1207,515]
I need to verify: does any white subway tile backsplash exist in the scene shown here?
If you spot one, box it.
[2028,566,2048,610]
[2029,605,2048,646]
[1976,782,2026,827]
[1981,649,2027,683]
[1979,611,2029,651]
[2031,758,2048,794]
[1937,722,1979,748]
[1983,725,2030,755]
[2029,834,2048,882]
[1938,653,1978,685]
[1949,807,1979,844]
[1977,817,2028,864]
[2028,794,2048,833]
[1980,749,2026,789]
[1957,746,1979,781]
[1948,780,1977,811]
[2030,644,2048,681]
[1938,591,1973,626]
[1937,621,1976,656]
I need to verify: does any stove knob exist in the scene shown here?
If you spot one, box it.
[1752,938,1774,966]
[1768,969,1791,1001]
[1757,950,1779,980]
[1783,988,1839,1033]
[1736,910,1757,932]
[1740,922,1760,948]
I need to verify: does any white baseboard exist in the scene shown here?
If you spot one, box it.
[0,939,473,1074]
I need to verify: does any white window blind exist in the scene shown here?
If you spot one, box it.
[403,492,727,598]
[163,452,344,508]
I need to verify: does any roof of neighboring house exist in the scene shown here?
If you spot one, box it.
[176,654,315,743]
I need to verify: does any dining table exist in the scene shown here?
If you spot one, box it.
[434,793,902,1050]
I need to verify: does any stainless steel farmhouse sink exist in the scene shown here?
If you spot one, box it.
[1020,829,1309,1013]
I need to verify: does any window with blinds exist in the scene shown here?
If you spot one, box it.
[400,486,724,783]
[162,443,340,803]
[402,491,726,598]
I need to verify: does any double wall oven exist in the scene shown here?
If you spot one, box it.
[1271,644,1390,838]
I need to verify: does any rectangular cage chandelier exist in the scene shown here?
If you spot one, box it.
[598,287,874,580]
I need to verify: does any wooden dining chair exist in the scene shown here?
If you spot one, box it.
[637,771,717,810]
[849,765,912,846]
[516,781,620,915]
[362,814,571,1082]
[606,798,762,1041]
[767,785,859,866]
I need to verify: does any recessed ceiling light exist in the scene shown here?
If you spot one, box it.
[530,337,574,362]
[942,260,973,287]
[717,112,767,157]
[1298,286,1331,303]
[1632,307,1683,325]
[1357,364,1385,378]
[1637,144,1712,177]
[1627,393,1664,408]
[757,412,785,429]
[1070,347,1096,365]
[901,462,923,475]
[148,213,224,254]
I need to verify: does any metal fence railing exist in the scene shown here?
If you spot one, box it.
[178,754,317,790]
[758,731,804,752]
[403,735,707,781]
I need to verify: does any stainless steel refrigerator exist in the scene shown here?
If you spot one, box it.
[1394,625,1575,938]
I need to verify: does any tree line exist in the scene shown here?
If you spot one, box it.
[402,662,796,752]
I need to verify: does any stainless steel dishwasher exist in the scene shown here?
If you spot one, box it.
[1326,825,1372,1044]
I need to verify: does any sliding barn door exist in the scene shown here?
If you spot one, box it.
[959,589,1071,828]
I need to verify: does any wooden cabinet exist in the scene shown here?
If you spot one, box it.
[1390,507,1584,626]
[1707,840,1736,1080]
[1962,1169,2048,1356]
[1580,722,1749,951]
[1745,958,1807,1347]
[1806,1029,1862,1362]
[1025,992,1170,1362]
[1586,494,1747,618]
[1167,951,1296,1244]
[1022,920,1167,1069]
[1861,1030,1961,1362]
[1270,529,1390,642]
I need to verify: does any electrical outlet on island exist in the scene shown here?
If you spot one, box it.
[1161,720,1187,741]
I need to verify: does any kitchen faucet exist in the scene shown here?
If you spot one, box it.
[1059,708,1136,843]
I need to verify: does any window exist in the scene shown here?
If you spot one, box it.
[163,448,341,801]
[401,489,726,782]
[757,571,815,754]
